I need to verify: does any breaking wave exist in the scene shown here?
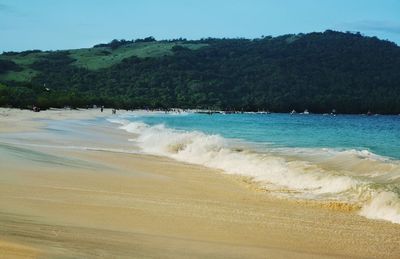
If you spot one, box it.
[109,118,400,224]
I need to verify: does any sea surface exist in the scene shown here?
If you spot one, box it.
[110,112,400,224]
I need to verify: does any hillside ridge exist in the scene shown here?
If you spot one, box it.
[1,30,399,114]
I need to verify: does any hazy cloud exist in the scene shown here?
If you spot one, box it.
[347,20,400,34]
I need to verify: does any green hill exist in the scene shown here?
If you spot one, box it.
[1,31,400,114]
[0,40,207,81]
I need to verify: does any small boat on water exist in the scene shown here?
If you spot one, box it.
[302,109,310,115]
[290,109,297,115]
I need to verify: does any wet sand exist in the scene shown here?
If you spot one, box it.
[0,108,399,258]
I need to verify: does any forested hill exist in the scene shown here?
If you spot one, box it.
[1,30,400,114]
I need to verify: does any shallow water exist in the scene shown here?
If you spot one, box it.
[111,112,400,224]
[124,113,400,159]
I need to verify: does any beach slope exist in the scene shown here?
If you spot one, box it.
[0,108,399,258]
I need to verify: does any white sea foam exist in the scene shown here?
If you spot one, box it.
[107,118,130,125]
[360,191,400,223]
[111,119,400,224]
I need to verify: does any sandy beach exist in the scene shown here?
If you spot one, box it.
[0,108,399,258]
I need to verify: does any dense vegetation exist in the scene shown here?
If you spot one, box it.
[1,30,400,114]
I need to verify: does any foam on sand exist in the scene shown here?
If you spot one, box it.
[360,191,400,223]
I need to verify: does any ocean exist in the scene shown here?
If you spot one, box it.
[110,112,400,224]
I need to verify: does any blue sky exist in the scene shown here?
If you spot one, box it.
[1,0,400,51]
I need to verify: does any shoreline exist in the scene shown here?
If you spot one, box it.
[1,108,400,258]
[4,106,400,116]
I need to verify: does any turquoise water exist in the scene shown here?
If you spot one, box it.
[111,112,400,224]
[127,113,400,159]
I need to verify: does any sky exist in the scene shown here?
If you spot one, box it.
[1,0,400,51]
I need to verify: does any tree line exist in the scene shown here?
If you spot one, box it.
[1,30,400,114]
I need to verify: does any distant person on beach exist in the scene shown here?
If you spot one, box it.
[101,106,104,112]
[112,109,116,115]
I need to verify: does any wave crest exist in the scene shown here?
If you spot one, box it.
[111,119,400,224]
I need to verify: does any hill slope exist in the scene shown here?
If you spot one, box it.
[1,31,400,114]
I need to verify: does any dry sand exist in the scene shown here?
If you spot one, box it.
[0,108,399,258]
[0,108,113,133]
